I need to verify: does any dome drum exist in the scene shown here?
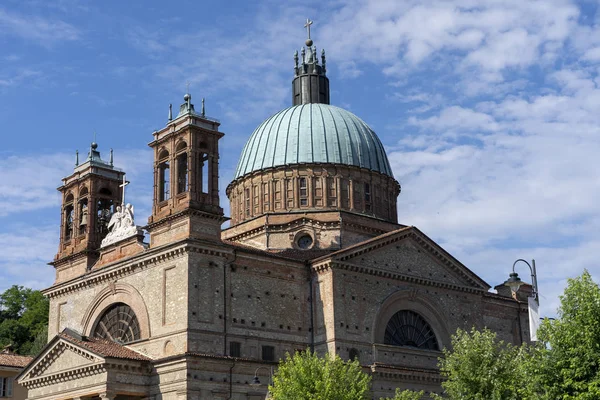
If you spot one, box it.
[226,163,400,226]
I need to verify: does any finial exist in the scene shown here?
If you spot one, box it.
[304,18,313,47]
[321,49,326,73]
[168,103,173,121]
[75,150,79,166]
[301,47,306,64]
[201,98,205,117]
[109,148,113,166]
[312,47,318,72]
[91,142,98,150]
[294,50,299,76]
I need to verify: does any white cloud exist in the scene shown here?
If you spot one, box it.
[0,8,80,46]
[0,226,57,292]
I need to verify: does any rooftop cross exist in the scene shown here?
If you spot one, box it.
[119,174,130,206]
[304,18,313,40]
[186,81,190,94]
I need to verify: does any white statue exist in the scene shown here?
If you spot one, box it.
[100,203,140,248]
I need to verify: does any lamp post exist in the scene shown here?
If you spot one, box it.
[249,366,273,387]
[504,259,539,344]
[504,259,538,304]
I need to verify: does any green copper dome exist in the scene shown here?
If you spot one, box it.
[234,104,394,179]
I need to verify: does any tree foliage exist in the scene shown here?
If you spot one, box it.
[0,285,49,355]
[381,388,425,400]
[269,350,371,400]
[525,270,600,399]
[433,327,530,400]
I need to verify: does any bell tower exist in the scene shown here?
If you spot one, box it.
[51,142,124,284]
[147,92,226,247]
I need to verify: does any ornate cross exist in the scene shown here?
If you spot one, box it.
[304,18,313,40]
[120,175,130,206]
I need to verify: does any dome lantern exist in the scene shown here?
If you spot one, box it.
[292,19,330,106]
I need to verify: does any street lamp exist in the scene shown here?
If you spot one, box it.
[249,366,273,388]
[504,259,538,304]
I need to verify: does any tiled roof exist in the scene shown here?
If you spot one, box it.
[0,353,33,368]
[58,332,150,361]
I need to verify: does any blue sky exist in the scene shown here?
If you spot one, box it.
[1,0,599,318]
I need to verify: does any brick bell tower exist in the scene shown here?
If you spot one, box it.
[146,92,226,247]
[51,142,124,284]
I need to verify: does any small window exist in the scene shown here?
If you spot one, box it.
[365,183,371,211]
[262,345,275,361]
[244,188,251,217]
[299,177,308,206]
[0,376,13,397]
[230,341,241,358]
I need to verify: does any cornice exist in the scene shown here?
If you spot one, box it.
[370,363,442,384]
[312,261,484,294]
[49,249,98,268]
[314,228,488,291]
[21,363,107,389]
[146,208,228,231]
[43,241,230,299]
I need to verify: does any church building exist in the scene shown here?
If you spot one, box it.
[17,24,529,399]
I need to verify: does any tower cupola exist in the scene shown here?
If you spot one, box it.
[292,19,330,105]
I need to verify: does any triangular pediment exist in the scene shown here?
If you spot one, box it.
[312,226,490,291]
[18,336,104,382]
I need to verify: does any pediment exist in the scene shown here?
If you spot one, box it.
[314,226,490,291]
[19,337,103,381]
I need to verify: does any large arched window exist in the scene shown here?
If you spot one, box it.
[92,303,141,344]
[384,310,439,350]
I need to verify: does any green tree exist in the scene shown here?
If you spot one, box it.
[0,285,49,355]
[433,327,530,400]
[525,270,600,399]
[269,350,371,400]
[381,388,425,400]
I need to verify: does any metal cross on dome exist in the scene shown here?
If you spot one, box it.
[120,175,130,206]
[304,18,313,40]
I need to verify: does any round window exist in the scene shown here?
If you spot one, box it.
[297,234,313,249]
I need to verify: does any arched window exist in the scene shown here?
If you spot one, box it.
[158,150,170,202]
[78,198,88,236]
[93,303,141,344]
[384,310,439,350]
[199,152,209,194]
[176,152,188,194]
[349,348,360,361]
[97,189,113,236]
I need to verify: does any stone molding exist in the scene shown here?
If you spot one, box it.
[28,341,98,379]
[81,282,151,339]
[43,241,230,299]
[312,261,483,295]
[312,227,489,291]
[372,289,451,349]
[370,364,443,384]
